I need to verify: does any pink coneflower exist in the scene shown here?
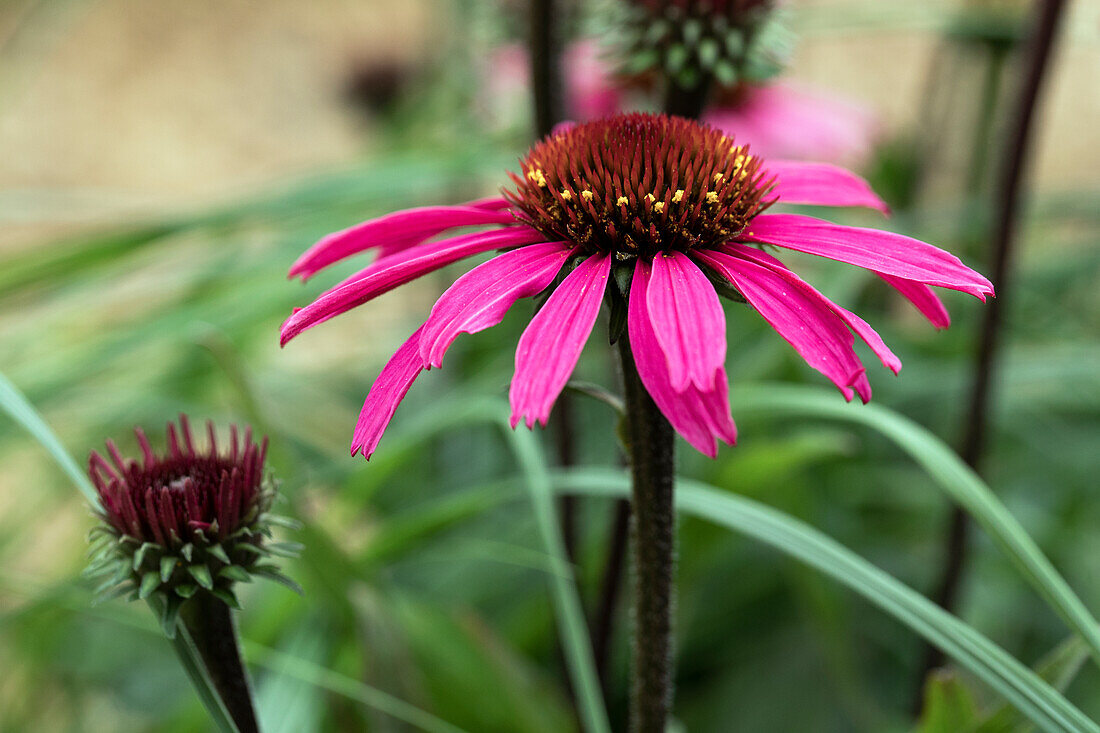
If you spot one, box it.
[281,113,992,458]
[85,416,299,627]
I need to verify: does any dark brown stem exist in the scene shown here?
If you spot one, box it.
[663,75,713,119]
[618,337,676,733]
[531,0,564,138]
[179,592,260,733]
[914,0,1068,708]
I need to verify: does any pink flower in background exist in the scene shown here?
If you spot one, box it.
[281,114,991,458]
[704,83,880,164]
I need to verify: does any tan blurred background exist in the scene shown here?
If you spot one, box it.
[1,0,1097,249]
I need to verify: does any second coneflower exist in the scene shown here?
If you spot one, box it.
[281,112,992,458]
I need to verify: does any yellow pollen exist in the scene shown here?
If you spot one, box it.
[560,189,572,200]
[713,173,724,182]
[616,196,628,206]
[706,191,719,204]
[581,190,593,201]
[653,201,665,213]
[645,193,655,204]
[672,189,684,203]
[527,168,548,187]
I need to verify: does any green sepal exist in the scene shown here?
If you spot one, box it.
[160,596,183,638]
[83,556,123,579]
[252,565,303,595]
[138,571,161,599]
[207,544,231,565]
[624,48,661,75]
[175,584,198,599]
[725,29,745,57]
[682,18,703,45]
[665,44,689,74]
[160,556,178,583]
[94,583,134,605]
[265,541,304,558]
[219,565,253,584]
[607,291,627,346]
[235,544,267,557]
[180,543,194,562]
[262,514,303,531]
[187,565,214,590]
[132,542,159,571]
[698,38,720,70]
[713,59,738,88]
[212,588,241,610]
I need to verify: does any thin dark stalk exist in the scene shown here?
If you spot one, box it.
[914,0,1069,707]
[531,0,564,138]
[179,593,260,733]
[663,76,713,120]
[618,337,676,733]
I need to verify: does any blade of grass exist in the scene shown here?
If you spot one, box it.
[727,383,1100,672]
[0,370,99,507]
[553,468,1098,733]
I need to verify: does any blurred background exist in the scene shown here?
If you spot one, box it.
[1,0,1098,730]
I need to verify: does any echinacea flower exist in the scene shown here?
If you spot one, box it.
[281,113,992,458]
[85,416,300,633]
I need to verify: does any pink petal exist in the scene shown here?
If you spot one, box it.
[723,243,902,375]
[351,326,426,460]
[696,248,868,401]
[288,203,516,280]
[646,252,727,392]
[509,252,611,429]
[281,227,547,345]
[766,160,889,215]
[877,272,951,329]
[465,196,512,210]
[629,260,737,457]
[740,213,995,298]
[419,242,573,368]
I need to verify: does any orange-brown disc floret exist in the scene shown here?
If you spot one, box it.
[505,113,775,259]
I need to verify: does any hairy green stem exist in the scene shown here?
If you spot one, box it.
[179,593,260,733]
[618,337,676,732]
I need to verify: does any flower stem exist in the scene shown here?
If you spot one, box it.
[530,0,564,138]
[663,76,713,120]
[179,592,261,733]
[916,0,1068,701]
[618,337,676,733]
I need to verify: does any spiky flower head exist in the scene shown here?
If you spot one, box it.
[84,416,300,635]
[507,113,773,260]
[616,0,790,90]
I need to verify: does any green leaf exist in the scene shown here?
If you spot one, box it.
[0,370,99,506]
[916,671,980,733]
[975,637,1090,733]
[728,384,1100,672]
[208,544,231,565]
[187,565,214,590]
[554,468,1099,733]
[502,426,610,733]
